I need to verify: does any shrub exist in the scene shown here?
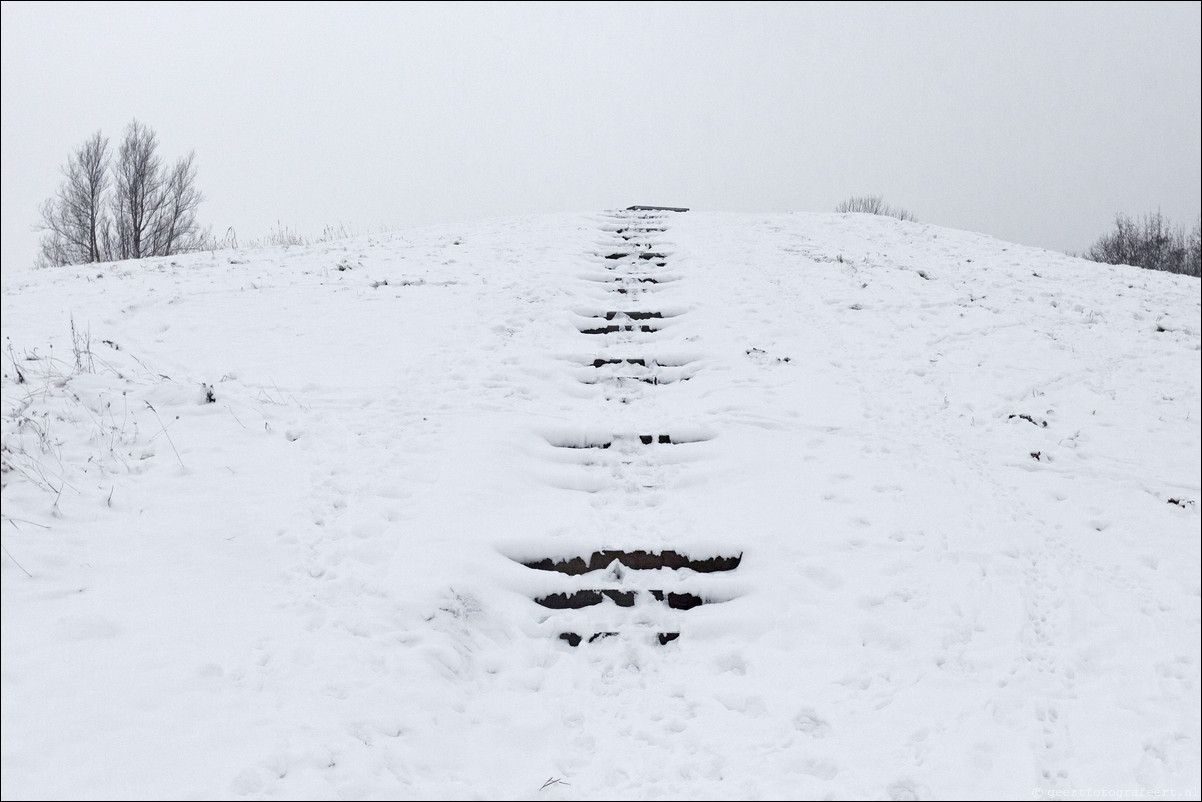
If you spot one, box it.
[1086,211,1200,277]
[835,195,917,222]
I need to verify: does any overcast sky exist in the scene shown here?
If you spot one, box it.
[2,2,1199,275]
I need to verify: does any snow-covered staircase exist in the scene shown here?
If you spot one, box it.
[515,207,743,646]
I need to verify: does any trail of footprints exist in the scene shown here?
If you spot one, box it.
[514,206,742,647]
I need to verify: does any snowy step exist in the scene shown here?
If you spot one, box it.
[582,277,676,294]
[538,602,693,648]
[607,285,665,297]
[579,376,694,387]
[558,631,680,647]
[580,273,675,285]
[578,370,694,385]
[602,209,672,219]
[599,224,667,235]
[559,352,697,368]
[535,589,709,610]
[607,275,671,284]
[597,251,669,260]
[539,433,714,492]
[592,357,650,367]
[595,240,664,251]
[577,375,693,387]
[597,251,671,263]
[557,632,681,647]
[595,250,670,261]
[577,311,677,336]
[610,311,665,321]
[578,310,673,321]
[520,549,741,575]
[576,309,678,323]
[530,556,734,648]
[585,357,695,369]
[614,262,668,271]
[545,432,713,450]
[577,357,697,385]
[579,323,663,335]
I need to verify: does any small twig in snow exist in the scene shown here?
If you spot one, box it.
[225,405,247,429]
[145,402,184,467]
[1,543,33,578]
[3,516,51,530]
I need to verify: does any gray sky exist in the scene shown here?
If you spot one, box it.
[2,2,1199,275]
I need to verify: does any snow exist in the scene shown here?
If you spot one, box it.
[2,210,1199,800]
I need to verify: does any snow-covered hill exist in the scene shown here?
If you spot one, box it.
[3,210,1199,800]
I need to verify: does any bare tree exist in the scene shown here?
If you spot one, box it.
[151,151,205,255]
[835,195,917,222]
[109,119,164,260]
[36,131,110,266]
[103,119,207,260]
[37,120,207,267]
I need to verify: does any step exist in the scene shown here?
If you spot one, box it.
[590,357,689,368]
[579,274,675,286]
[577,310,677,322]
[599,225,667,235]
[577,374,693,387]
[521,549,742,575]
[597,248,670,259]
[604,260,667,269]
[579,357,697,381]
[535,589,707,610]
[558,631,680,647]
[577,311,675,336]
[544,432,713,450]
[583,310,671,319]
[578,323,662,335]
